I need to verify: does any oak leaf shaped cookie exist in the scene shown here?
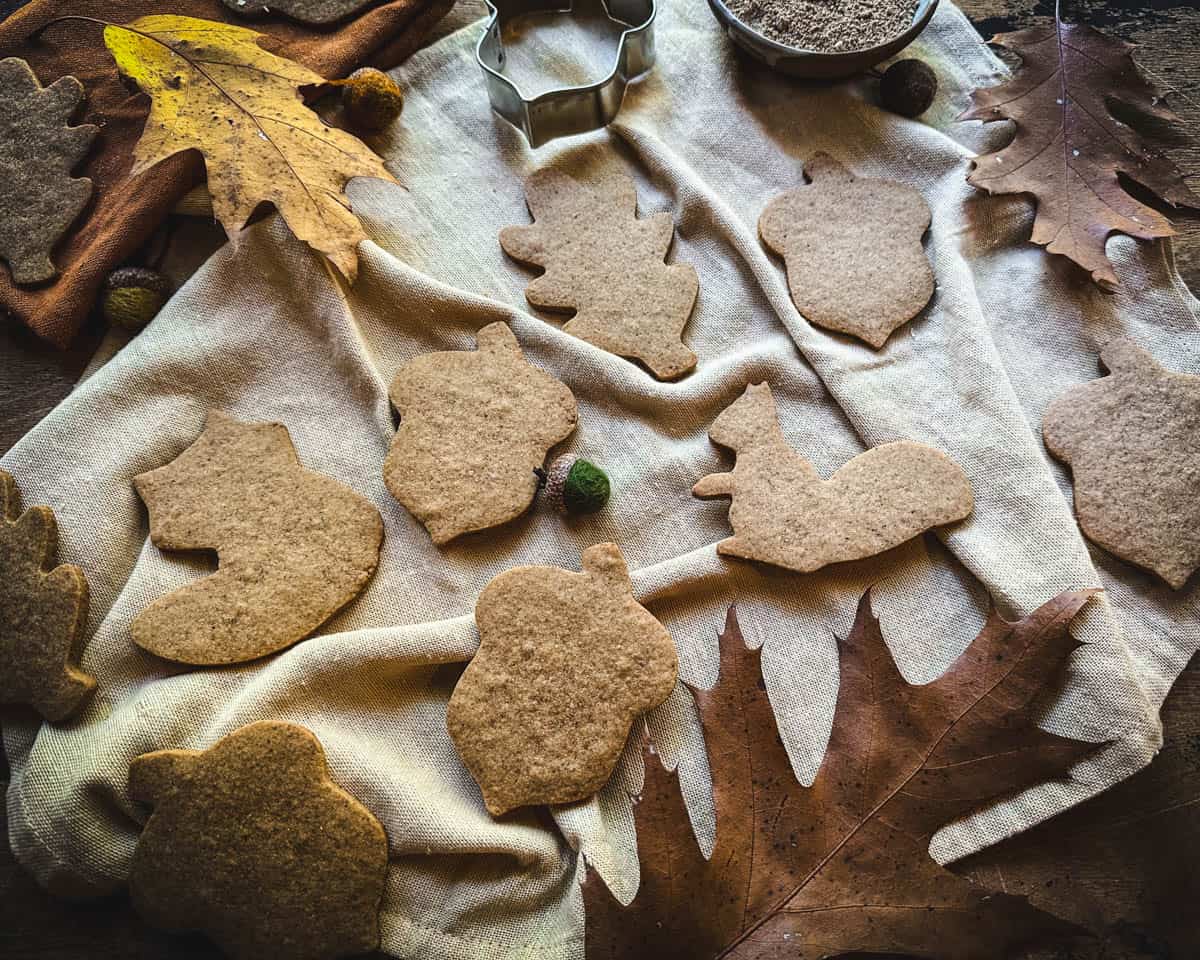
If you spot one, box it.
[693,383,973,572]
[0,58,97,285]
[447,542,678,816]
[384,322,577,545]
[1044,338,1200,589]
[500,169,699,380]
[0,469,96,721]
[133,411,383,665]
[130,720,388,960]
[759,152,934,348]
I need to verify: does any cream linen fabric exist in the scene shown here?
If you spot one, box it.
[4,1,1200,956]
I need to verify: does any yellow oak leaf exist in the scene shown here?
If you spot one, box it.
[103,15,395,281]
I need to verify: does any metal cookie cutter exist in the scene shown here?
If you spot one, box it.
[475,0,657,148]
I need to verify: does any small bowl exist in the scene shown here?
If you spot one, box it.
[705,0,939,79]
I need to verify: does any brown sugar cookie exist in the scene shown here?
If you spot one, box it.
[129,720,388,960]
[758,153,935,348]
[1044,338,1200,589]
[132,411,383,665]
[0,469,95,722]
[500,169,699,380]
[0,58,98,285]
[384,322,577,545]
[693,383,973,572]
[447,543,677,816]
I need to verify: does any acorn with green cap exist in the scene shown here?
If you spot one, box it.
[540,455,611,515]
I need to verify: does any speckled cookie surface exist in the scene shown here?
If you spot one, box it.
[759,152,934,348]
[1044,337,1200,589]
[384,322,577,545]
[500,169,699,380]
[0,469,95,721]
[132,411,383,665]
[129,720,388,960]
[0,58,97,285]
[693,383,973,572]
[447,543,677,816]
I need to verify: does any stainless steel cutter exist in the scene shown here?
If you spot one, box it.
[475,0,657,148]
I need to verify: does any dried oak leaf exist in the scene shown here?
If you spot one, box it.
[961,21,1200,289]
[585,591,1101,959]
[103,15,396,281]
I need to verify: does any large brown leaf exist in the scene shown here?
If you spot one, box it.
[960,21,1200,289]
[585,590,1101,958]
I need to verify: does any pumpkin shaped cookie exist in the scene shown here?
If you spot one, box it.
[129,720,388,960]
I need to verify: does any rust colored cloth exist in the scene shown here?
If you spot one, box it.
[0,0,455,348]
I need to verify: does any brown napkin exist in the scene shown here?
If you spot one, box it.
[0,0,455,348]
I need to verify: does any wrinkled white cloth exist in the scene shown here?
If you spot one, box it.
[3,1,1199,957]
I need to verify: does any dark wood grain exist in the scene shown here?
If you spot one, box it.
[2,2,1198,958]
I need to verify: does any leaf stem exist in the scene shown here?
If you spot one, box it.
[30,15,114,41]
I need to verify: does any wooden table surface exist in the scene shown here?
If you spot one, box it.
[2,1,1198,958]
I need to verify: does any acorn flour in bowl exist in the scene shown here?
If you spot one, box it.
[728,0,919,52]
[706,0,939,78]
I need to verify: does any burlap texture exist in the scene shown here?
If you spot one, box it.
[0,0,456,347]
[3,2,1199,957]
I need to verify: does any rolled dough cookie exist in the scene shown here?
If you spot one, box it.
[1044,337,1200,589]
[132,411,383,665]
[129,720,389,960]
[384,322,578,544]
[447,542,677,816]
[0,469,95,721]
[0,58,97,285]
[500,169,699,380]
[693,383,973,572]
[758,152,934,348]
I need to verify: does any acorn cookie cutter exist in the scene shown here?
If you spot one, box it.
[475,0,657,148]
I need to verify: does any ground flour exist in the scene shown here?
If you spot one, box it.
[725,0,920,52]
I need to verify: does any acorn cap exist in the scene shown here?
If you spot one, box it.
[341,67,404,132]
[544,455,610,515]
[105,266,170,295]
[102,266,170,331]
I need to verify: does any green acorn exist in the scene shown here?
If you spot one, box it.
[542,455,610,515]
[340,67,404,132]
[101,267,170,332]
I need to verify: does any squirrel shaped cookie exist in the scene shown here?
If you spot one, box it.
[1044,338,1200,589]
[384,322,578,545]
[0,469,96,721]
[500,169,699,380]
[133,411,383,665]
[129,720,388,960]
[694,384,973,572]
[447,543,677,816]
[759,153,935,348]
